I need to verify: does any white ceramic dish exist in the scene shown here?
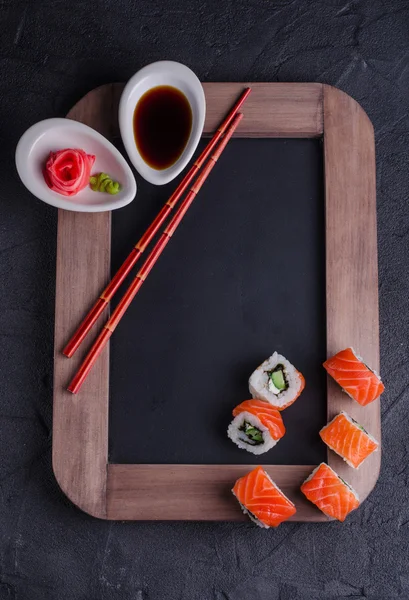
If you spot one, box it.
[119,61,206,185]
[15,118,137,212]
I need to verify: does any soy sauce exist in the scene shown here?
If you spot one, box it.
[133,85,192,170]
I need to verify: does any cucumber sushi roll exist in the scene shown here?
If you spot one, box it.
[227,399,285,455]
[249,352,305,410]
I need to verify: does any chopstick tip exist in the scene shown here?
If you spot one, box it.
[67,381,78,395]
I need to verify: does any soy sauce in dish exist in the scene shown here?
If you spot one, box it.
[133,85,192,170]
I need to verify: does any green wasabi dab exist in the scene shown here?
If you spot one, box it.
[90,173,120,195]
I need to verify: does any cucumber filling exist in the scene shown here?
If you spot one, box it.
[267,365,288,395]
[239,421,264,445]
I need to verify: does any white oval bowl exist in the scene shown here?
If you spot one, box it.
[15,118,137,212]
[119,61,206,185]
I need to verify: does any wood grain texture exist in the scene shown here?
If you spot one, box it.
[107,464,328,521]
[323,84,380,502]
[202,83,323,137]
[53,82,379,521]
[52,87,119,519]
[53,211,110,518]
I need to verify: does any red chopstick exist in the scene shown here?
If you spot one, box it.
[63,87,251,358]
[68,112,243,394]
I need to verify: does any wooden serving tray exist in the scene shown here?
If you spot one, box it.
[52,83,380,521]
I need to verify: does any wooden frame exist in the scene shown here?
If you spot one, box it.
[52,83,380,520]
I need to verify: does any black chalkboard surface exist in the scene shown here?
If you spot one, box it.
[109,138,326,465]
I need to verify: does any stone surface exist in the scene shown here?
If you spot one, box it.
[0,0,408,598]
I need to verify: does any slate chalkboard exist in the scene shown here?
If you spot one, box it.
[53,82,379,520]
[109,138,327,465]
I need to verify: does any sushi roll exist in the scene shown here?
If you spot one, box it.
[320,412,378,469]
[301,463,359,522]
[227,399,285,455]
[249,352,305,410]
[323,347,384,406]
[232,466,296,527]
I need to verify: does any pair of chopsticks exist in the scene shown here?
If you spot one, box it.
[66,87,251,394]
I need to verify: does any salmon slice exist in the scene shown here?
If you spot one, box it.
[232,400,285,440]
[323,347,384,406]
[320,412,378,469]
[301,463,359,522]
[232,466,296,527]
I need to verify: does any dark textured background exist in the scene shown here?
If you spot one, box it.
[0,0,408,598]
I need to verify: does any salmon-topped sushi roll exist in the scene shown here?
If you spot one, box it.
[232,466,296,527]
[249,352,305,410]
[227,399,285,455]
[320,412,379,469]
[301,463,359,522]
[323,348,384,406]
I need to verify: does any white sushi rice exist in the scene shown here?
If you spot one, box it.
[249,352,303,409]
[303,463,359,501]
[227,411,279,455]
[231,469,295,528]
[320,411,379,469]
